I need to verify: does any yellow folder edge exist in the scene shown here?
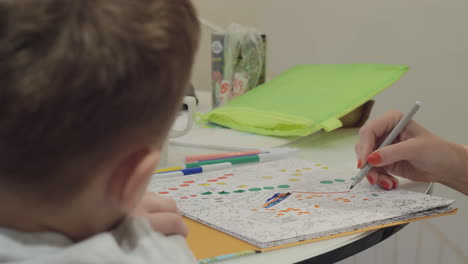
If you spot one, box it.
[184,208,458,260]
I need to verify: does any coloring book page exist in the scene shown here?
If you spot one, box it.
[148,158,454,248]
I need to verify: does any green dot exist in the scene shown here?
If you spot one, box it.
[372,193,380,197]
[334,179,346,182]
[233,190,246,193]
[218,191,230,194]
[277,185,290,189]
[263,186,274,190]
[320,181,334,184]
[201,191,212,195]
[351,178,356,180]
[248,188,262,191]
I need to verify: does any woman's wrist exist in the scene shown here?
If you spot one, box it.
[438,143,468,195]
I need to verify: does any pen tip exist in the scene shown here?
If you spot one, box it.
[349,185,354,190]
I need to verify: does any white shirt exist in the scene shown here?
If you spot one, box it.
[0,217,196,264]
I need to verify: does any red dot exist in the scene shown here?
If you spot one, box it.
[190,195,198,197]
[159,192,169,194]
[184,181,195,183]
[208,179,218,182]
[225,174,234,176]
[180,197,188,199]
[218,177,228,179]
[180,184,190,187]
[168,188,178,191]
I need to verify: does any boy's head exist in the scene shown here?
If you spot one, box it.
[0,0,199,216]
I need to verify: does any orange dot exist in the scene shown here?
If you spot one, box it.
[270,209,277,211]
[363,199,370,201]
[306,196,313,199]
[277,213,285,216]
[292,209,300,211]
[279,210,288,213]
[314,205,320,208]
[303,212,311,214]
[344,200,351,203]
[251,209,258,211]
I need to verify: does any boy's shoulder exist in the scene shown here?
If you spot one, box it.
[0,217,196,264]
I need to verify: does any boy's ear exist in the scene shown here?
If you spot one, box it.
[108,148,161,212]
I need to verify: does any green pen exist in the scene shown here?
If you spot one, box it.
[185,152,292,168]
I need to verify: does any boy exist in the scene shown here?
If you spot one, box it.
[0,0,199,263]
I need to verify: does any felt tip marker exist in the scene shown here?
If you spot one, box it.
[185,151,294,169]
[153,162,232,178]
[185,150,263,163]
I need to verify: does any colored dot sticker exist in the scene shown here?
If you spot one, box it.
[322,167,329,170]
[315,164,322,167]
[201,191,212,195]
[180,184,190,187]
[248,188,262,191]
[280,169,287,172]
[190,195,198,197]
[216,182,227,185]
[263,186,274,190]
[218,177,228,179]
[180,197,188,199]
[372,193,380,197]
[233,190,246,193]
[351,177,356,180]
[334,179,346,182]
[293,173,302,176]
[218,191,230,194]
[168,188,178,190]
[199,183,211,186]
[288,179,300,182]
[238,185,248,188]
[278,185,290,188]
[207,179,218,182]
[320,181,334,184]
[303,168,312,170]
[183,181,195,184]
[224,174,234,176]
[262,176,273,179]
[159,191,169,194]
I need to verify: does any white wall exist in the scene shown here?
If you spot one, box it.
[192,0,468,263]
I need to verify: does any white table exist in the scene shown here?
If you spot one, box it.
[166,92,430,263]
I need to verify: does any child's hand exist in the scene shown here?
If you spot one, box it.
[133,192,188,236]
[355,111,468,193]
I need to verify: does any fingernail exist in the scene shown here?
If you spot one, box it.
[391,178,399,189]
[357,160,362,169]
[366,175,375,185]
[380,179,392,190]
[367,152,383,165]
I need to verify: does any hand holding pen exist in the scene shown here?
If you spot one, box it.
[352,102,468,195]
[350,102,421,189]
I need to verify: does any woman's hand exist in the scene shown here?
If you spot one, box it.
[355,111,468,194]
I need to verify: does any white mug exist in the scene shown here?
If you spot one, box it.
[158,96,197,168]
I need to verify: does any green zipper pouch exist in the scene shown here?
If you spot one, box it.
[202,64,409,137]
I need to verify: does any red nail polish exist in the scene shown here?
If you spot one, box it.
[357,160,362,169]
[366,175,374,185]
[367,152,383,165]
[391,178,399,189]
[380,180,391,190]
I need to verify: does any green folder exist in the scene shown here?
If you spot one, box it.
[203,64,409,137]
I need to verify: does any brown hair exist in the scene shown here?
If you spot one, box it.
[0,0,199,200]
